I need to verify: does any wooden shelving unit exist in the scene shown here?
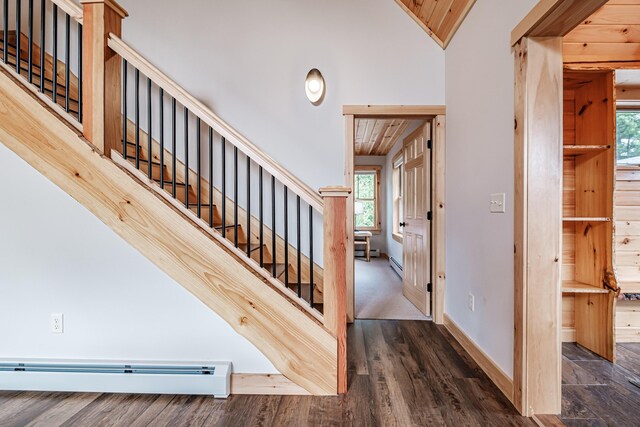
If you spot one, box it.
[561,70,617,362]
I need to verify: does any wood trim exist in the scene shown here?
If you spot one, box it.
[392,232,403,243]
[230,374,311,395]
[393,0,445,48]
[0,69,337,395]
[532,414,565,427]
[511,0,608,46]
[344,115,355,323]
[444,314,514,403]
[513,37,563,416]
[52,0,84,23]
[342,105,446,118]
[433,115,446,325]
[107,34,323,213]
[442,0,477,48]
[321,189,350,394]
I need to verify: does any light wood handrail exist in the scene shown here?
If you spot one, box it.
[107,33,324,213]
[52,0,83,24]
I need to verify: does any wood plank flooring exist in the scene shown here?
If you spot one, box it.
[0,320,532,426]
[561,342,640,426]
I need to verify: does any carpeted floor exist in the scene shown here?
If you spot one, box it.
[355,257,430,320]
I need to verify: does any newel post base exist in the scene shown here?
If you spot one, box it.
[319,186,351,395]
[80,0,128,156]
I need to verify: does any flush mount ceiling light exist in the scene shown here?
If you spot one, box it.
[305,68,325,105]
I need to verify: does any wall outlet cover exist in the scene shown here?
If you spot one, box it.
[490,193,506,213]
[51,313,64,334]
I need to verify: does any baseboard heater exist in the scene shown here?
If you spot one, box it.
[0,359,231,398]
[390,256,403,278]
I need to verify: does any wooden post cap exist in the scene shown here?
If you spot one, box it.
[80,0,129,18]
[319,186,352,197]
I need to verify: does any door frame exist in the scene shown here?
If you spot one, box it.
[511,0,610,416]
[343,105,446,324]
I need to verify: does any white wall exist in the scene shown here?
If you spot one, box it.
[354,155,386,254]
[0,144,276,373]
[444,0,537,377]
[118,0,445,192]
[1,0,445,373]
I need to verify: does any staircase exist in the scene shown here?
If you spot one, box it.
[0,0,348,395]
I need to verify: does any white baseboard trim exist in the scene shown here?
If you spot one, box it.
[562,327,576,343]
[443,314,514,403]
[230,374,311,395]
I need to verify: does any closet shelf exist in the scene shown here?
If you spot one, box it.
[562,280,610,294]
[563,145,610,156]
[562,217,610,222]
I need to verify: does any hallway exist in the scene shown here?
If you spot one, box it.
[0,320,530,426]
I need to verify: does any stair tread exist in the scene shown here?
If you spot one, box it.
[238,242,262,252]
[263,263,287,278]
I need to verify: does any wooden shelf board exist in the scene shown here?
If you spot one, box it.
[563,145,610,156]
[562,280,609,294]
[562,217,610,222]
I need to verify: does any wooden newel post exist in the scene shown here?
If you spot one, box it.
[80,0,128,156]
[319,186,351,395]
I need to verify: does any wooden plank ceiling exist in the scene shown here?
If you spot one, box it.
[355,119,409,156]
[564,0,640,65]
[394,0,476,48]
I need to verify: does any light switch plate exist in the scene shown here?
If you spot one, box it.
[490,193,506,213]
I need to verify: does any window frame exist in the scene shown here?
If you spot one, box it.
[391,150,404,243]
[616,107,640,166]
[354,165,382,233]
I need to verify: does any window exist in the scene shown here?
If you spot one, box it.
[617,110,640,165]
[391,151,404,243]
[354,166,381,232]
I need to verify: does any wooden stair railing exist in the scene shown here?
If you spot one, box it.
[0,0,349,394]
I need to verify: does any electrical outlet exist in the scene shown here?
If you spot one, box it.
[468,293,475,312]
[51,313,64,334]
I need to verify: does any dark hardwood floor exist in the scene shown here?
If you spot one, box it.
[0,320,532,426]
[561,342,640,426]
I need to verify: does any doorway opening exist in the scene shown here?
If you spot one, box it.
[343,106,446,324]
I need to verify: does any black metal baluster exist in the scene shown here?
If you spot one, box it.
[171,97,176,198]
[39,0,44,92]
[259,166,264,267]
[284,186,288,287]
[64,13,69,112]
[3,0,8,64]
[221,137,226,238]
[196,118,201,219]
[208,127,213,227]
[122,60,127,159]
[234,146,238,247]
[134,68,140,169]
[309,205,314,307]
[271,176,276,278]
[77,23,82,122]
[52,4,57,103]
[159,88,164,186]
[246,156,251,257]
[297,195,301,298]
[27,0,33,83]
[147,77,152,179]
[184,107,189,209]
[16,0,21,74]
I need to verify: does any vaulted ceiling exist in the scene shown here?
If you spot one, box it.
[564,0,640,64]
[395,0,476,48]
[355,119,409,156]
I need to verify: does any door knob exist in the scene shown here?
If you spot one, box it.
[399,222,406,227]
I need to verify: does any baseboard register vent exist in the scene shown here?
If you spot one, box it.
[390,256,403,278]
[0,360,231,398]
